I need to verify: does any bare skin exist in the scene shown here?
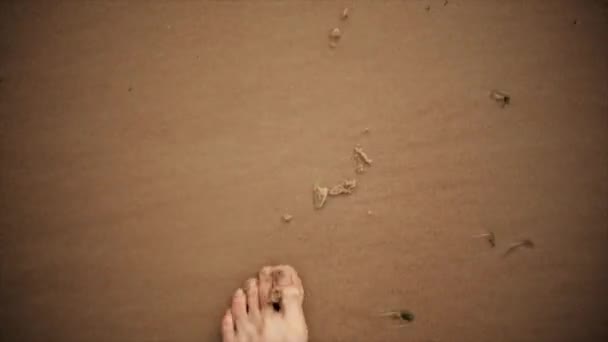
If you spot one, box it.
[221,265,308,342]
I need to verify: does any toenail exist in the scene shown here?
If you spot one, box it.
[272,271,292,286]
[234,288,244,298]
[223,310,233,324]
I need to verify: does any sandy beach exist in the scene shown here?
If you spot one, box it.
[1,1,607,341]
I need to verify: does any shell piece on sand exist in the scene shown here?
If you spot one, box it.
[328,27,341,48]
[354,146,372,165]
[354,145,373,173]
[504,239,535,257]
[329,27,341,39]
[472,232,496,247]
[490,89,510,107]
[329,179,357,196]
[281,214,293,223]
[341,8,349,20]
[313,185,329,209]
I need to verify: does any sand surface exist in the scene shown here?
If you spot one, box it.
[1,1,607,341]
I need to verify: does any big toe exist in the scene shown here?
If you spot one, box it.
[272,265,304,305]
[265,265,308,341]
[272,265,303,289]
[259,265,305,317]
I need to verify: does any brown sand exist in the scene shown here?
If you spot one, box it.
[1,1,607,341]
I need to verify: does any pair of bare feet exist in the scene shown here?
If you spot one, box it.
[221,265,308,342]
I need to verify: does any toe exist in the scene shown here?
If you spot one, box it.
[221,310,235,342]
[279,286,304,311]
[245,278,261,320]
[272,265,305,315]
[231,288,248,326]
[260,265,305,317]
[258,266,273,308]
[272,265,303,290]
[271,265,308,339]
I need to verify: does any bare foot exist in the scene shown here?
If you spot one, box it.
[221,265,308,342]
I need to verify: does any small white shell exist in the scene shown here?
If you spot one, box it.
[341,8,349,20]
[329,27,341,39]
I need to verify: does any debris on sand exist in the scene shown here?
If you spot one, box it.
[281,214,293,223]
[362,127,370,134]
[472,231,496,247]
[313,179,358,209]
[354,145,373,173]
[341,8,349,20]
[354,146,372,165]
[367,210,374,216]
[313,184,329,209]
[330,27,342,39]
[377,309,415,326]
[503,239,535,257]
[329,27,342,48]
[490,90,511,108]
[329,179,357,196]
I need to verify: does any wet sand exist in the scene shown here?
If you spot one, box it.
[1,1,607,341]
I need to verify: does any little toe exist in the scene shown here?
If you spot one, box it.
[221,310,235,342]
